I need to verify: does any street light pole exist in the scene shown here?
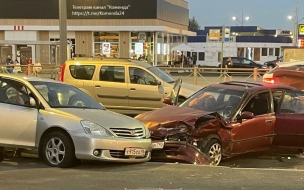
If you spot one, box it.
[59,0,67,65]
[232,11,249,26]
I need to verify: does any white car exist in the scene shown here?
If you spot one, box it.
[263,60,304,84]
[0,74,152,167]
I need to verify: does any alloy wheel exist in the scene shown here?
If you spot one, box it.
[45,137,66,165]
[208,143,222,166]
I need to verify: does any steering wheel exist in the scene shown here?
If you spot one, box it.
[223,106,233,117]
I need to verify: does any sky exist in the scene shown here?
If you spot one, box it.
[187,0,304,30]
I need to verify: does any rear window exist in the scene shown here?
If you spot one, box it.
[69,65,95,80]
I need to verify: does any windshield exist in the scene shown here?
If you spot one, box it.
[147,67,175,83]
[30,81,104,109]
[180,86,245,119]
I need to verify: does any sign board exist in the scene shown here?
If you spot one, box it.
[208,29,220,41]
[299,24,304,35]
[102,42,111,55]
[134,43,143,55]
[298,39,304,48]
[0,0,157,19]
[224,28,230,42]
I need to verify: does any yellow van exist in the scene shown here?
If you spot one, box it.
[59,58,200,115]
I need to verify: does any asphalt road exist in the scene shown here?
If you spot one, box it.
[1,150,304,190]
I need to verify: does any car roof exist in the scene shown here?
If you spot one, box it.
[210,81,297,91]
[0,73,62,83]
[66,58,153,68]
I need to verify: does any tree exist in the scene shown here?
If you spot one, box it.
[188,16,201,31]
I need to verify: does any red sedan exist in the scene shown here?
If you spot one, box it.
[136,79,304,165]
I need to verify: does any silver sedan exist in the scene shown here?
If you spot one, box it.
[0,74,152,168]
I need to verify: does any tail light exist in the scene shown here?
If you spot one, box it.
[59,63,66,82]
[263,78,275,84]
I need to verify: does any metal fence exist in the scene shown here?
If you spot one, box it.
[0,64,268,86]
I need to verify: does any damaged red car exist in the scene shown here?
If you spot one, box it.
[135,79,304,166]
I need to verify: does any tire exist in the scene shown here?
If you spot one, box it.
[68,95,91,107]
[41,131,78,168]
[201,139,222,166]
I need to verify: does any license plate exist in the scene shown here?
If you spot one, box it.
[152,141,165,149]
[125,148,146,156]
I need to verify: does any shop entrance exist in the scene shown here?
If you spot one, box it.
[17,45,32,65]
[0,46,12,64]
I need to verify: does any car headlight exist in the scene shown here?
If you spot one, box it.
[142,123,151,138]
[80,120,114,136]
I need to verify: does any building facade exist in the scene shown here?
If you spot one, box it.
[187,26,296,66]
[0,0,194,65]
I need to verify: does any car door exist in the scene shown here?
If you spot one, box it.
[273,90,304,148]
[230,91,276,155]
[93,65,128,110]
[68,64,95,97]
[242,58,255,68]
[128,67,164,112]
[231,58,241,68]
[0,78,38,147]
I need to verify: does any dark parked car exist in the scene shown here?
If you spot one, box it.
[136,79,304,166]
[219,57,267,69]
[264,56,283,69]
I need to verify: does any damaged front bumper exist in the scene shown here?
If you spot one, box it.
[150,140,211,165]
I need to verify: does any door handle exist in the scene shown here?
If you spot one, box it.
[265,120,273,124]
[130,88,136,90]
[95,85,101,88]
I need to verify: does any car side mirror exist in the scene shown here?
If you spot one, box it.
[237,111,254,122]
[29,97,37,107]
[163,97,173,105]
[151,80,161,86]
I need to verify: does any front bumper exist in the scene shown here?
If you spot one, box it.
[151,141,210,165]
[70,131,152,163]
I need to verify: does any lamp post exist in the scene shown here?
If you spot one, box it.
[59,0,67,65]
[232,10,249,26]
[288,0,304,46]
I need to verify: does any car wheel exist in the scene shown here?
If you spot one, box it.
[68,95,90,107]
[42,131,78,168]
[202,139,222,166]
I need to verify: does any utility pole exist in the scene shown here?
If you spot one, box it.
[294,0,299,47]
[241,9,244,26]
[59,0,67,65]
[220,25,225,76]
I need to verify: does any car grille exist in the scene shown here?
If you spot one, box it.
[109,150,148,159]
[110,128,144,138]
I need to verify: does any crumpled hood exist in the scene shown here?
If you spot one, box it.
[135,105,213,127]
[55,108,143,129]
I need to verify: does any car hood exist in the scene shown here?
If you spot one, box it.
[55,108,143,129]
[136,105,215,127]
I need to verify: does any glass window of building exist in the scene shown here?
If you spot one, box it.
[130,32,154,65]
[93,32,119,58]
[262,48,268,56]
[275,48,280,56]
[269,48,274,56]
